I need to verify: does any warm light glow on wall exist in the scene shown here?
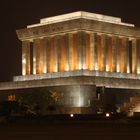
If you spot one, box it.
[54,65,58,72]
[95,63,98,71]
[22,70,26,76]
[127,65,130,73]
[76,97,84,107]
[33,69,36,74]
[8,95,16,101]
[78,62,82,70]
[83,64,87,70]
[106,64,109,72]
[137,69,140,74]
[33,57,36,74]
[43,66,47,73]
[22,59,26,64]
[116,64,120,72]
[65,64,69,71]
[22,59,26,75]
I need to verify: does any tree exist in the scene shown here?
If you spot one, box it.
[16,88,63,115]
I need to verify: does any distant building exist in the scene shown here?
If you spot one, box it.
[1,11,140,116]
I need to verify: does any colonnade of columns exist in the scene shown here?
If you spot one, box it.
[21,31,140,75]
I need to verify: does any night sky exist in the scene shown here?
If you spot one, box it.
[0,0,140,82]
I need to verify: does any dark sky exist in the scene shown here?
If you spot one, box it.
[0,0,140,82]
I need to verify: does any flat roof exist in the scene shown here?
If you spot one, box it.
[27,11,134,28]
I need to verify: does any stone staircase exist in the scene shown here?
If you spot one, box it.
[120,95,140,117]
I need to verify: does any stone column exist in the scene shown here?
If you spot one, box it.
[86,33,90,70]
[50,37,55,73]
[105,35,109,72]
[73,33,78,70]
[101,34,106,71]
[97,34,106,71]
[22,41,26,75]
[62,34,69,71]
[57,35,61,72]
[107,36,112,72]
[116,37,121,72]
[68,33,74,71]
[132,39,137,74]
[119,37,126,73]
[41,38,47,74]
[82,32,86,70]
[22,41,30,75]
[54,36,58,72]
[97,34,101,71]
[137,39,140,74]
[65,34,69,71]
[33,40,36,74]
[89,33,95,70]
[111,36,117,72]
[34,38,46,74]
[33,39,40,74]
[77,31,83,70]
[30,42,33,75]
[128,40,132,74]
[126,38,131,73]
[60,35,67,71]
[46,37,51,73]
[94,33,98,70]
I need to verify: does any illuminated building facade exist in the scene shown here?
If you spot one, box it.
[1,11,140,115]
[17,12,140,77]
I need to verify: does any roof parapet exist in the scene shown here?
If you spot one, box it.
[27,11,134,28]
